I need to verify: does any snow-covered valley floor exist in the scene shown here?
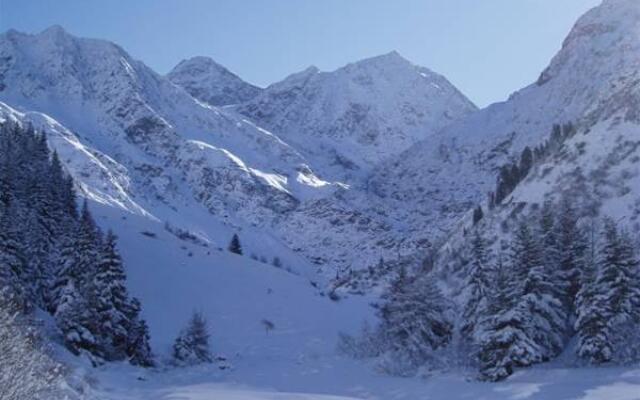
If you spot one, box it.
[87,360,640,400]
[65,205,640,400]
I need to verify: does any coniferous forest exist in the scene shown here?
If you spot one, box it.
[341,193,640,381]
[0,121,153,367]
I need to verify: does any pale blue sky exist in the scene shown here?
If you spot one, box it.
[0,0,600,107]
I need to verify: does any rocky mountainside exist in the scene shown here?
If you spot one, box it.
[167,56,262,106]
[0,26,337,273]
[1,0,634,286]
[366,0,640,256]
[0,26,476,279]
[234,52,477,181]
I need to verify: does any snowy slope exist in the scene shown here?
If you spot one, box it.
[0,26,377,275]
[0,102,150,217]
[366,0,640,256]
[77,204,640,400]
[167,56,262,106]
[235,52,477,181]
[0,27,462,276]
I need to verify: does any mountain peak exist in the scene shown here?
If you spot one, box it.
[368,50,408,62]
[537,0,640,87]
[348,51,414,70]
[237,51,476,180]
[168,56,262,106]
[173,56,226,73]
[38,25,71,40]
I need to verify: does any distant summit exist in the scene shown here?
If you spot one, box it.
[168,56,262,106]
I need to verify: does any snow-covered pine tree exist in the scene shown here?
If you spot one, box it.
[173,311,212,365]
[460,230,492,346]
[92,230,131,360]
[0,202,27,305]
[516,219,567,360]
[595,219,640,362]
[228,233,243,255]
[554,196,587,314]
[477,220,566,381]
[476,252,542,381]
[378,266,452,366]
[22,133,57,307]
[54,279,99,357]
[574,223,611,364]
[48,207,102,356]
[126,298,154,367]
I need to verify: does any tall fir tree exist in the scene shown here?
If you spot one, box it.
[379,267,452,365]
[92,231,131,360]
[477,254,542,381]
[126,298,154,367]
[460,231,492,345]
[574,231,611,364]
[555,196,586,314]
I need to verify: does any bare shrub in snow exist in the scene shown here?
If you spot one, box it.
[0,290,67,400]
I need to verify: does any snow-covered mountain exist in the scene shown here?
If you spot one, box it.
[4,0,640,397]
[0,26,474,278]
[167,56,262,106]
[367,0,640,254]
[0,26,342,274]
[235,52,477,181]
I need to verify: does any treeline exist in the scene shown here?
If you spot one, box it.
[341,195,640,380]
[0,121,152,366]
[465,199,640,380]
[485,123,577,211]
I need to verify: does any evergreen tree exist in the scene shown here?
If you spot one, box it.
[126,298,154,367]
[477,220,567,381]
[228,234,243,255]
[472,206,484,225]
[477,256,542,381]
[173,311,212,365]
[0,203,26,290]
[519,146,533,177]
[515,220,567,359]
[595,219,640,360]
[576,218,640,364]
[54,280,98,356]
[460,231,492,344]
[378,267,452,365]
[555,196,586,313]
[575,233,611,364]
[92,231,131,359]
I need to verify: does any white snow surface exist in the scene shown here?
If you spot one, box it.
[70,204,640,400]
[235,51,477,181]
